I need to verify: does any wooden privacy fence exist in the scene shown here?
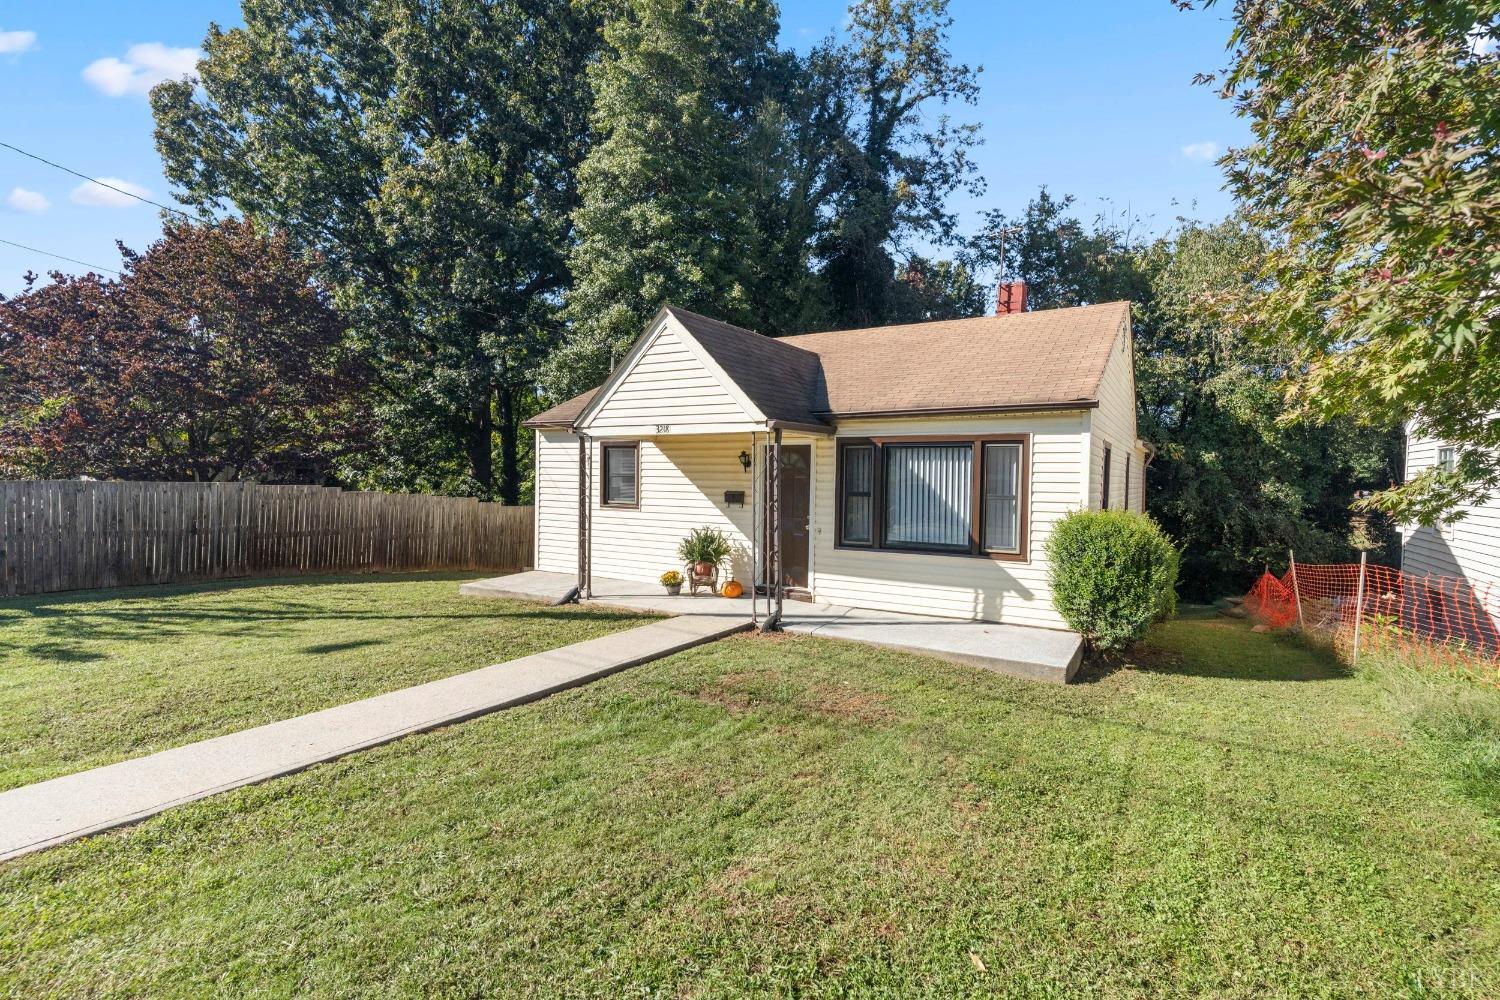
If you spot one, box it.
[0,480,533,597]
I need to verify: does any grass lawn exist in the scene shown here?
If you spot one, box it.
[0,574,655,791]
[2,604,1498,997]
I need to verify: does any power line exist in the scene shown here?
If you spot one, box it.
[0,140,197,220]
[0,237,123,276]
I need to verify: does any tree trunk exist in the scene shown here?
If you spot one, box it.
[496,380,520,506]
[465,393,495,499]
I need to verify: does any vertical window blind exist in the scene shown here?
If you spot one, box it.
[883,444,973,549]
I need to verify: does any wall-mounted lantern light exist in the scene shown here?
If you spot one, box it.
[738,450,752,472]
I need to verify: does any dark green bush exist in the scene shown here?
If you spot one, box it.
[1046,510,1179,652]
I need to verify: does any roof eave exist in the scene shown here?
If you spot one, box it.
[818,400,1099,421]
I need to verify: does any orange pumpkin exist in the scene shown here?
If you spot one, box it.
[721,579,744,599]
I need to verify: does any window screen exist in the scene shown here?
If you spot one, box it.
[840,444,874,544]
[981,442,1021,553]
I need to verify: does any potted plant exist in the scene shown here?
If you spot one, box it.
[677,526,732,594]
[660,570,683,596]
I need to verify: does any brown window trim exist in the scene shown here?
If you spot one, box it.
[833,434,1031,563]
[599,440,641,509]
[835,439,877,547]
[1100,445,1112,511]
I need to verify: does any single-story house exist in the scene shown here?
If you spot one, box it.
[526,291,1147,631]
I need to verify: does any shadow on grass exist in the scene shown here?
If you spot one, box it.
[302,639,386,655]
[0,575,656,664]
[1117,618,1353,684]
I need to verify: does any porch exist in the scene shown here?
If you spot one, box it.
[461,570,1084,684]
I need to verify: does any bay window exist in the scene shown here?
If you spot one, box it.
[836,436,1029,560]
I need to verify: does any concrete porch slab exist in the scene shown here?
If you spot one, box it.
[782,606,1083,684]
[462,571,1085,684]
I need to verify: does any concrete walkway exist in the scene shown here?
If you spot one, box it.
[0,614,747,863]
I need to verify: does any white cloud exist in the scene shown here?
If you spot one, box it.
[6,187,49,212]
[0,29,36,55]
[70,177,150,208]
[82,42,199,97]
[1181,141,1221,163]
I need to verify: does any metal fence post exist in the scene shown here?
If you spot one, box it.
[1351,551,1368,665]
[1288,549,1306,632]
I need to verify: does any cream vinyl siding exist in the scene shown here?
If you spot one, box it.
[1129,443,1148,513]
[583,322,754,435]
[810,411,1088,629]
[534,431,758,583]
[534,429,580,574]
[1087,317,1138,511]
[1401,427,1500,597]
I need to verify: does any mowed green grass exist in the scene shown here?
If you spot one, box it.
[2,607,1497,998]
[0,574,655,790]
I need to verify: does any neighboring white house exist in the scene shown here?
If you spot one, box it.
[526,296,1147,631]
[1401,426,1500,595]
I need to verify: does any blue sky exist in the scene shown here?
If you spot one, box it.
[0,1,1246,296]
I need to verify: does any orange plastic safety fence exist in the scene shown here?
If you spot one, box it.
[1241,562,1500,674]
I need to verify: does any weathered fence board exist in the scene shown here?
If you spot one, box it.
[0,481,533,597]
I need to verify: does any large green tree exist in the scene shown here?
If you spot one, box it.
[994,190,1401,597]
[1194,0,1500,525]
[813,0,985,328]
[1134,217,1402,596]
[546,0,786,396]
[976,189,1150,310]
[153,0,600,501]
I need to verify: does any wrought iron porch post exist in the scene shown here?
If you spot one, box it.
[576,433,592,600]
[763,427,783,632]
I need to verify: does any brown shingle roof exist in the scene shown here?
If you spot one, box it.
[665,307,827,428]
[780,301,1128,417]
[525,385,599,429]
[524,301,1128,429]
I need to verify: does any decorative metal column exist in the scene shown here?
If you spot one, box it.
[576,433,592,600]
[762,427,783,632]
[749,431,758,627]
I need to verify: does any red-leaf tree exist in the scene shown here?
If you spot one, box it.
[0,219,368,482]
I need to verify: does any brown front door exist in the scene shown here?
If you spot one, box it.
[768,444,811,591]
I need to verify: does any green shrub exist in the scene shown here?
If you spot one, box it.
[1046,510,1179,652]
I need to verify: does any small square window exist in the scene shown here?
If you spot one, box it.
[1438,447,1456,473]
[601,443,639,507]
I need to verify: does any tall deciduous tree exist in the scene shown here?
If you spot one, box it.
[1133,217,1402,596]
[0,220,366,483]
[813,0,984,328]
[152,0,600,501]
[1194,0,1499,525]
[993,189,1401,596]
[547,0,785,396]
[975,189,1150,310]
